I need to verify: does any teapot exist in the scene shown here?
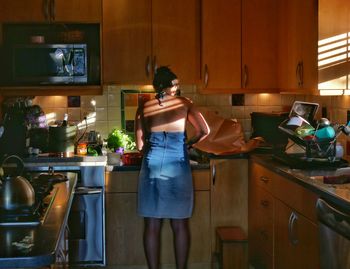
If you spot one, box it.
[0,155,35,211]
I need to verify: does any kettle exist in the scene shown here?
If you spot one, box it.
[0,155,35,211]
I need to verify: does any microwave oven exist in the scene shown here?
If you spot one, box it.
[12,43,87,85]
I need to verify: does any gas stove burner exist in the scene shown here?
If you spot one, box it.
[0,183,57,226]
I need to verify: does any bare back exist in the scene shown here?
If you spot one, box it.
[142,95,190,132]
[135,95,209,152]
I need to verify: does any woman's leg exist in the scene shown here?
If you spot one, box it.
[143,217,162,269]
[170,218,190,269]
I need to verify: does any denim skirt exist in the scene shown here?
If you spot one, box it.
[137,132,193,219]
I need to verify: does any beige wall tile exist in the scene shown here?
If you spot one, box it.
[108,121,122,133]
[55,96,67,108]
[67,108,81,121]
[257,93,281,106]
[81,96,96,108]
[96,107,108,121]
[244,106,259,119]
[108,107,121,121]
[245,94,258,106]
[33,96,56,108]
[231,107,245,119]
[108,91,121,107]
[43,108,67,124]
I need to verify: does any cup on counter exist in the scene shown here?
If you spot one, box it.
[107,152,122,165]
[336,143,344,158]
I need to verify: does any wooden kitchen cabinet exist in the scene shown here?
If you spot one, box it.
[277,0,318,92]
[0,0,101,23]
[201,0,279,93]
[274,200,319,269]
[105,168,211,268]
[102,0,200,85]
[248,161,320,269]
[201,0,241,91]
[210,159,248,252]
[242,0,279,91]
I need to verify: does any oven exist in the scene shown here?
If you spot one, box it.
[25,165,105,266]
[316,198,350,269]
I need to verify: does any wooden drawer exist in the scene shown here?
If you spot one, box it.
[273,173,318,223]
[254,186,274,221]
[105,171,139,193]
[250,162,275,193]
[105,168,210,193]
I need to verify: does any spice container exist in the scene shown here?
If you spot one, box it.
[76,142,87,155]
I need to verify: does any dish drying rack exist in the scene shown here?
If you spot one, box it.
[278,121,343,161]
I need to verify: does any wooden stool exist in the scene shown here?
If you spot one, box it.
[216,226,248,269]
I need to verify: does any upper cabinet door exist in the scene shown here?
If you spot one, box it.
[0,0,47,22]
[278,0,318,92]
[242,0,279,91]
[201,0,242,91]
[53,0,101,22]
[152,0,200,85]
[102,0,152,84]
[103,0,200,85]
[0,0,101,23]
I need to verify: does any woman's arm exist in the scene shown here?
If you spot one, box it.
[135,106,145,152]
[187,103,210,148]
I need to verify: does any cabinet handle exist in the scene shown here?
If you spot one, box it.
[153,56,158,75]
[259,176,270,183]
[295,62,300,87]
[243,64,248,88]
[288,212,299,246]
[43,0,50,21]
[299,61,304,87]
[50,0,56,21]
[260,199,269,207]
[296,61,303,88]
[212,162,216,186]
[145,56,151,78]
[204,64,209,88]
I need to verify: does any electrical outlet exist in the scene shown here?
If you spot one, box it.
[231,94,244,106]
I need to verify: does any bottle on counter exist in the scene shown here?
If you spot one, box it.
[61,113,68,127]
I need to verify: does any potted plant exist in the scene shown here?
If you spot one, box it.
[106,129,136,152]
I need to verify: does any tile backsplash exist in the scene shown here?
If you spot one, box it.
[33,85,350,153]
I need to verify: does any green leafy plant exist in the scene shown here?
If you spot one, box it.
[107,129,136,152]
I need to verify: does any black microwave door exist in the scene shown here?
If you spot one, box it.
[13,46,87,85]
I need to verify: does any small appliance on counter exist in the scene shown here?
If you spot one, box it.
[0,99,30,158]
[250,111,289,152]
[274,101,348,169]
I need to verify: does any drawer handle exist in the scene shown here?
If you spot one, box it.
[288,212,299,246]
[260,200,269,207]
[260,176,270,183]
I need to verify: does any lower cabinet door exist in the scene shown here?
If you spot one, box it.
[106,190,211,268]
[274,199,320,269]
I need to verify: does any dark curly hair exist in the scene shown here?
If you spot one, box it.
[152,66,177,93]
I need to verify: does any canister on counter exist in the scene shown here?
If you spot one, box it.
[76,142,87,155]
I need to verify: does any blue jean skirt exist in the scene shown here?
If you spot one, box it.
[137,132,193,219]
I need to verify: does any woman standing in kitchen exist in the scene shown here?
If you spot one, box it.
[135,66,210,269]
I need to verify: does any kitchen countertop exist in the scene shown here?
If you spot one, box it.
[0,172,77,268]
[251,154,350,210]
[106,161,210,172]
[23,155,107,168]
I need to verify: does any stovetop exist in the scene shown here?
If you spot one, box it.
[0,173,61,226]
